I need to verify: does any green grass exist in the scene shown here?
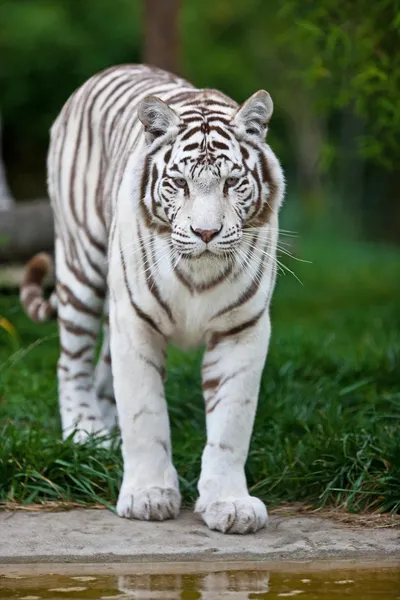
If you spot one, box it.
[1,235,399,513]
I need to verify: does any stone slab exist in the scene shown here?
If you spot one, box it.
[0,509,399,564]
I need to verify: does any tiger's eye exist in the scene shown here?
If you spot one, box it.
[174,177,187,188]
[226,176,239,187]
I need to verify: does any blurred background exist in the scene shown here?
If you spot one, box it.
[0,1,399,512]
[0,0,400,258]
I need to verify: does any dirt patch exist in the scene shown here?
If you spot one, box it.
[1,500,400,530]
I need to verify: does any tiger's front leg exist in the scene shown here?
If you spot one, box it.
[195,311,271,534]
[109,289,180,522]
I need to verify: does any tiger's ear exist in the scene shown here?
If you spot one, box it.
[231,90,273,141]
[138,96,181,145]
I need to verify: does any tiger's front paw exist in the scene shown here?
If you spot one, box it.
[117,486,181,521]
[195,496,268,534]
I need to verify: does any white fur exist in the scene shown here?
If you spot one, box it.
[46,65,285,534]
[108,145,281,533]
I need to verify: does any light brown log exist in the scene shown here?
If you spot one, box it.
[0,200,54,264]
[0,110,14,211]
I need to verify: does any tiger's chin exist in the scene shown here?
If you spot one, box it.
[178,247,233,260]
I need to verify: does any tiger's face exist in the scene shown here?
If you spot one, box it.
[138,91,285,258]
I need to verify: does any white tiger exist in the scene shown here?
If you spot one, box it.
[21,64,285,534]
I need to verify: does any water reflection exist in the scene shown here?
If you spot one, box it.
[118,570,270,598]
[0,566,399,599]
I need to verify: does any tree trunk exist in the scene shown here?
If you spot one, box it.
[384,170,400,244]
[338,108,365,215]
[0,200,53,263]
[0,111,14,211]
[290,108,326,217]
[143,0,180,74]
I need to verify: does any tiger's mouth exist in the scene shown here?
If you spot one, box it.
[176,246,234,260]
[176,248,214,258]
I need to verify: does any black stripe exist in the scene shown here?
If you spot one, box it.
[58,318,97,340]
[183,142,199,151]
[138,353,166,380]
[212,125,233,140]
[137,224,175,322]
[150,163,159,215]
[208,308,265,351]
[57,283,102,318]
[119,239,164,336]
[180,126,201,141]
[60,344,93,359]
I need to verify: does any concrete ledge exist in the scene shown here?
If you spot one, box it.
[0,509,399,564]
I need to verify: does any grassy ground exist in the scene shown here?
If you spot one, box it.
[0,234,399,513]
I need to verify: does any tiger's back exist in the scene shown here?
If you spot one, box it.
[48,64,234,250]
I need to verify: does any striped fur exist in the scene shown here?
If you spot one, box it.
[21,64,285,534]
[20,253,57,322]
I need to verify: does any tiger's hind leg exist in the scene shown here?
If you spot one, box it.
[95,294,119,432]
[56,239,109,444]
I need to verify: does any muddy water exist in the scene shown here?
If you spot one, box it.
[1,567,399,599]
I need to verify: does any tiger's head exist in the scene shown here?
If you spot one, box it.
[138,90,285,258]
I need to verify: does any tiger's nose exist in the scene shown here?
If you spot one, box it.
[191,226,222,243]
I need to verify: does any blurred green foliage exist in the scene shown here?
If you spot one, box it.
[281,1,400,170]
[183,0,400,169]
[0,0,141,147]
[0,0,400,227]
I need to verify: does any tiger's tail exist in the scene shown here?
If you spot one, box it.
[20,253,58,322]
